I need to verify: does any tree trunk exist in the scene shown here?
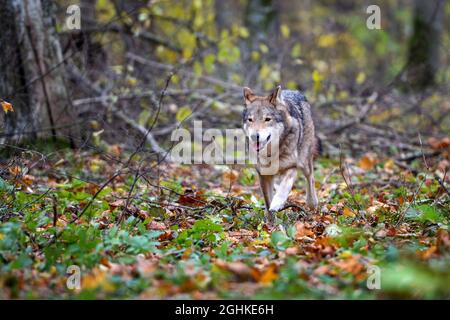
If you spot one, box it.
[406,0,444,90]
[245,0,279,51]
[0,0,77,144]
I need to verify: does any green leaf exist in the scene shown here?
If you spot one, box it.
[0,177,13,192]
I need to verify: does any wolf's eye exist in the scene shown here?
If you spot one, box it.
[265,117,271,122]
[247,118,253,122]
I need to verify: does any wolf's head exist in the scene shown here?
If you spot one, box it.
[242,86,288,153]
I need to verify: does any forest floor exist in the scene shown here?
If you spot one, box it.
[0,145,449,299]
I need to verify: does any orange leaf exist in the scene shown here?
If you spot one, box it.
[1,100,13,113]
[418,246,437,260]
[358,153,378,170]
[9,166,21,175]
[222,170,239,187]
[255,264,278,284]
[342,207,356,217]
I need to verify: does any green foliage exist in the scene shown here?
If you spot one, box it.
[406,204,448,224]
[176,219,224,247]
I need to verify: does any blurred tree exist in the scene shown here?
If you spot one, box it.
[0,0,77,145]
[245,0,279,51]
[406,0,444,89]
[215,0,237,31]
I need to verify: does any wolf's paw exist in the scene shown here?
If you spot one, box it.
[265,209,276,225]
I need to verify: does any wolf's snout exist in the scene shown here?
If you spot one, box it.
[250,133,260,142]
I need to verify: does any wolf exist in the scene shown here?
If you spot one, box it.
[242,86,320,223]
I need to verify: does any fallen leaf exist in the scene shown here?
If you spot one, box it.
[252,264,278,284]
[109,199,126,208]
[428,137,450,150]
[358,153,378,170]
[418,246,437,260]
[342,207,356,217]
[216,259,253,279]
[295,222,314,239]
[334,255,364,275]
[178,189,205,207]
[437,229,450,252]
[285,247,299,255]
[147,220,166,230]
[222,169,239,187]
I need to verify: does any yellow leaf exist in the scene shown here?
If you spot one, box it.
[251,51,260,61]
[290,43,301,58]
[239,27,249,38]
[343,207,356,217]
[280,24,290,38]
[312,70,323,94]
[126,77,137,86]
[1,100,13,113]
[259,43,269,54]
[318,34,337,47]
[259,64,271,79]
[356,72,366,85]
[176,106,192,122]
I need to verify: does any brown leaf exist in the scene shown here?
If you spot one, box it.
[295,222,314,239]
[313,265,330,275]
[428,137,450,150]
[158,231,173,241]
[437,229,450,252]
[109,199,126,208]
[386,227,397,237]
[108,144,123,157]
[285,247,299,255]
[334,255,364,275]
[146,220,166,230]
[178,189,205,207]
[216,259,253,279]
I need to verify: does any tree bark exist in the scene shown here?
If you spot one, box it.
[406,0,444,89]
[0,0,77,144]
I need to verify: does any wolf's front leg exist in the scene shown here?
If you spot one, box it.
[259,174,275,223]
[269,168,297,213]
[259,174,274,208]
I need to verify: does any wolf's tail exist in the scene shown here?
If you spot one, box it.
[313,136,322,159]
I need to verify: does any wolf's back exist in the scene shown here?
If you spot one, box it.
[281,90,309,123]
[282,90,320,156]
[281,90,308,105]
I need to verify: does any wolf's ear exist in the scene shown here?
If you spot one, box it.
[243,87,255,105]
[268,85,282,106]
